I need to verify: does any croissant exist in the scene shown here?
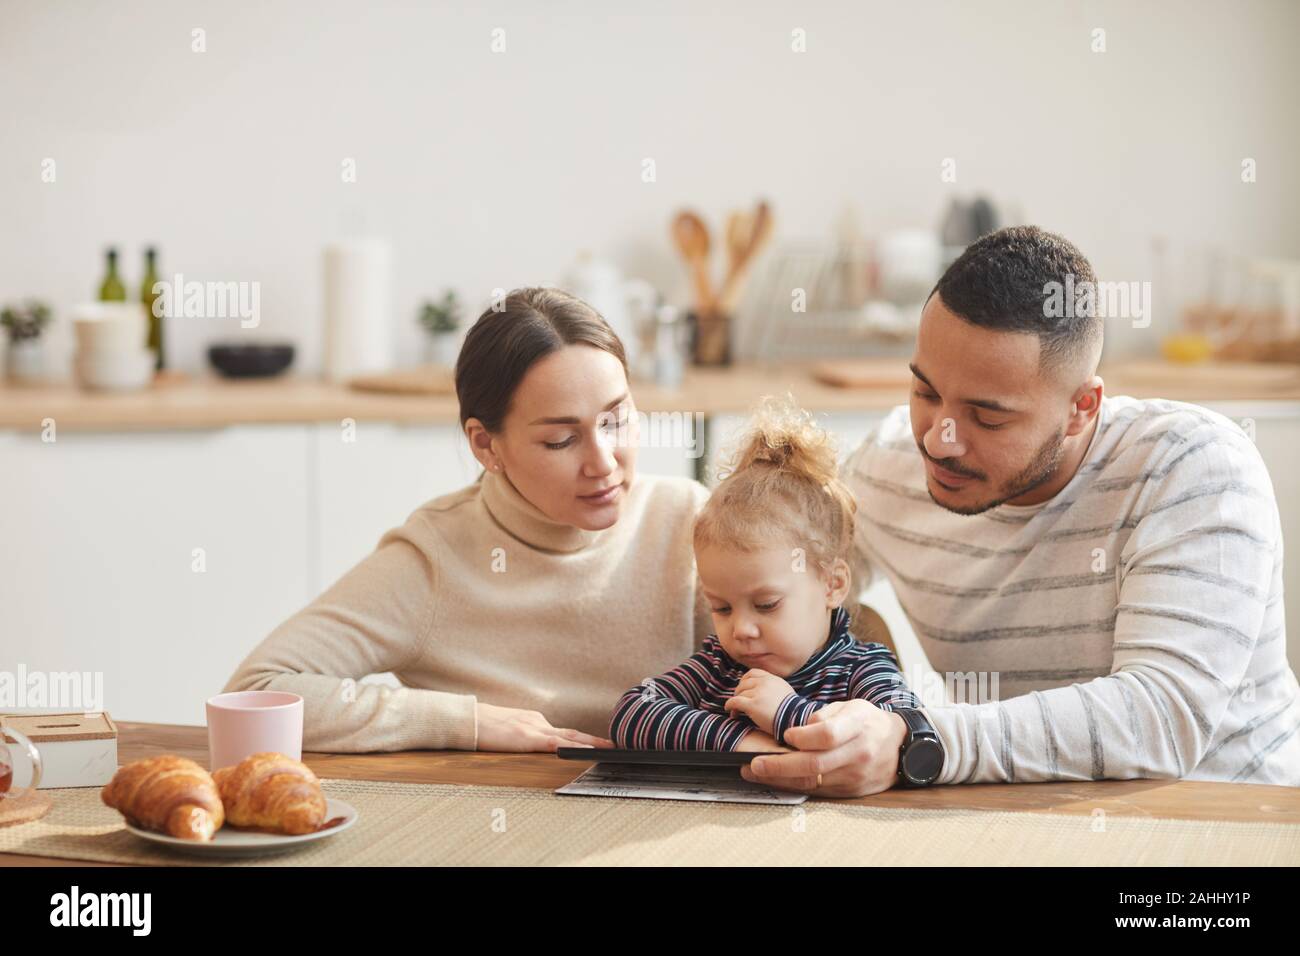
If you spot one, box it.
[212,752,327,835]
[101,755,225,841]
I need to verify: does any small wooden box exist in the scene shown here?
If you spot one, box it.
[0,712,118,789]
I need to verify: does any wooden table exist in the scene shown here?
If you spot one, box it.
[5,721,1300,866]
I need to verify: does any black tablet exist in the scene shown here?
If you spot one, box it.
[555,747,780,766]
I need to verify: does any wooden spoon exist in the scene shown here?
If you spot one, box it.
[725,210,753,280]
[717,200,773,314]
[671,210,716,316]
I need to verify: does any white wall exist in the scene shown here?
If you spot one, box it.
[3,0,1298,376]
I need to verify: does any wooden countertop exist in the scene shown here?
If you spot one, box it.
[1,359,1298,432]
[4,719,1298,866]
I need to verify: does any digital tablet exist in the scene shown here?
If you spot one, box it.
[555,747,780,765]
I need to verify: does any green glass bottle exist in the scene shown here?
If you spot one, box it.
[99,248,126,301]
[141,247,163,370]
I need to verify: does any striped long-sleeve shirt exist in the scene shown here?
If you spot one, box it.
[844,396,1300,786]
[608,605,922,750]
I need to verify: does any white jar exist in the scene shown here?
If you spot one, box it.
[72,302,148,354]
[5,339,48,384]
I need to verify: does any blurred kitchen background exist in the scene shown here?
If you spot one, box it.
[2,0,1299,724]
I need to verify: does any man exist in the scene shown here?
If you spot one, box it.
[742,225,1300,795]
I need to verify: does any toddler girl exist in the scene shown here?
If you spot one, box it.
[609,396,920,752]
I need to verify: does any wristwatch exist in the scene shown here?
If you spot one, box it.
[893,707,945,787]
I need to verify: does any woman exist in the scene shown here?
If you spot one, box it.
[223,287,712,753]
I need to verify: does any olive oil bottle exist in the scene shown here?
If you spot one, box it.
[141,247,163,370]
[98,248,125,301]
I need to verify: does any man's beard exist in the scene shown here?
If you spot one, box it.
[922,427,1066,516]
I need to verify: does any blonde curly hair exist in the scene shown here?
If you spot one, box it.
[693,394,857,575]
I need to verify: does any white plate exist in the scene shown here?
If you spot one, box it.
[123,797,358,858]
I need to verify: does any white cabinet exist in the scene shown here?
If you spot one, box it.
[0,426,313,726]
[631,412,706,482]
[704,410,892,484]
[311,423,481,594]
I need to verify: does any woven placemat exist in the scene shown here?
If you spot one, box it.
[2,777,1297,866]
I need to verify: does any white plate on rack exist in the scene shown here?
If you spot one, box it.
[123,797,358,858]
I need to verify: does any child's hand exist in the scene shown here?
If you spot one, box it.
[733,729,792,754]
[725,669,795,737]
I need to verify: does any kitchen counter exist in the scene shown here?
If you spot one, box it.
[2,359,1299,431]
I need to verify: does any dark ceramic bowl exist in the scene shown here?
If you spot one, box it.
[207,342,296,379]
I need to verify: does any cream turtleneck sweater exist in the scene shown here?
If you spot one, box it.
[223,470,712,752]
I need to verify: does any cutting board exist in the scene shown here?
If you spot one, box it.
[347,364,456,396]
[810,359,915,389]
[1102,360,1300,393]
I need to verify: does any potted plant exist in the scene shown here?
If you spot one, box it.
[1,300,53,384]
[417,290,462,368]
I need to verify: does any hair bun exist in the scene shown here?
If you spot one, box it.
[725,394,840,491]
[694,392,858,574]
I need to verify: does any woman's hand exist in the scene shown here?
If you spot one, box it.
[475,702,614,753]
[739,699,908,797]
[724,669,795,736]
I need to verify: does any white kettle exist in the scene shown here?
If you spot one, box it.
[563,252,657,371]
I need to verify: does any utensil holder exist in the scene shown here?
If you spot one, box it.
[688,309,732,366]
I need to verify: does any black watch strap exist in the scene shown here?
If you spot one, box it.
[894,706,945,787]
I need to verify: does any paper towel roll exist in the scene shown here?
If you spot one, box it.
[323,238,393,381]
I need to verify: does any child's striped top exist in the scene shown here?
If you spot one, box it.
[608,605,922,750]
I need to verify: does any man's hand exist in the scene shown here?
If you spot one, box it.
[739,699,908,797]
[724,669,795,737]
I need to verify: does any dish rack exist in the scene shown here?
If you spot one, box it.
[741,241,930,362]
[1152,240,1300,363]
[1187,258,1300,363]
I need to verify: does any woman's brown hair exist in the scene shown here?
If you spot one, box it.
[454,286,628,433]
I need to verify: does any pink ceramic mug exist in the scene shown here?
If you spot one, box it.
[206,691,303,770]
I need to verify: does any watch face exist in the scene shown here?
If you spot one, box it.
[904,737,944,784]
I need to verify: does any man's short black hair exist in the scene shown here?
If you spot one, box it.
[930,225,1102,376]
